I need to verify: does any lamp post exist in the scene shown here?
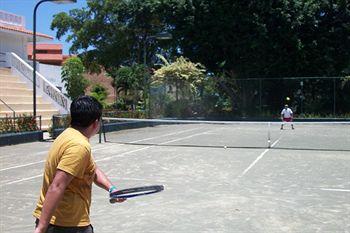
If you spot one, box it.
[143,32,172,118]
[32,0,76,117]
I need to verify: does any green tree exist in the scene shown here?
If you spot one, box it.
[52,0,350,116]
[152,55,206,117]
[61,57,88,99]
[153,55,206,101]
[51,0,172,73]
[109,64,150,109]
[90,84,108,107]
[167,0,350,115]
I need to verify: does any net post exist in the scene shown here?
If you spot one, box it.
[99,120,102,143]
[267,122,271,148]
[102,119,106,142]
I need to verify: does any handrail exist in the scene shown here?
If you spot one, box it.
[0,98,16,118]
[8,52,71,113]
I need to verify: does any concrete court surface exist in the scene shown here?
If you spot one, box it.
[0,123,349,233]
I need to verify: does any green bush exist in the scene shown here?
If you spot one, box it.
[102,110,146,119]
[90,84,108,107]
[0,117,15,133]
[0,115,38,134]
[61,57,88,99]
[165,100,193,118]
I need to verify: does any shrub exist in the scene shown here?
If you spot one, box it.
[90,84,108,107]
[61,57,89,99]
[0,115,38,134]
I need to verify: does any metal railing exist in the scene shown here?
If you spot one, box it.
[7,52,71,113]
[0,98,16,119]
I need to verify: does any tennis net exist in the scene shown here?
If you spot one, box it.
[100,118,350,152]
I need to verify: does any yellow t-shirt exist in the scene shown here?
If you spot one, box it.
[33,127,96,227]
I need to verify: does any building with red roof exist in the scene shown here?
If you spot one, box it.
[0,10,53,62]
[27,43,70,66]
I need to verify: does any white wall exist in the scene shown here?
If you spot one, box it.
[37,63,67,94]
[0,31,27,60]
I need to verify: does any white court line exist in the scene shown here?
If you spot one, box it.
[96,129,216,162]
[0,151,48,172]
[0,160,45,172]
[93,126,202,152]
[1,127,215,186]
[129,127,202,143]
[0,127,202,172]
[0,174,43,187]
[320,188,350,192]
[238,139,280,178]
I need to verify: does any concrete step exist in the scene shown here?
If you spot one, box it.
[0,67,61,131]
[0,68,12,75]
[0,74,22,81]
[0,95,48,103]
[0,87,33,95]
[0,74,23,82]
[0,73,18,77]
[0,81,28,89]
[0,102,55,111]
[0,109,59,118]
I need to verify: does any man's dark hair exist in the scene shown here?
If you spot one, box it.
[70,95,103,128]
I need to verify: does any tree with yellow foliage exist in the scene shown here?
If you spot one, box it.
[152,55,206,101]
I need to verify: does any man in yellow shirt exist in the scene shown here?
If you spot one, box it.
[33,95,125,233]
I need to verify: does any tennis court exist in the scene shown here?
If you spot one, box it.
[0,121,349,232]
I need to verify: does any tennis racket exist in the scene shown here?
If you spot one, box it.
[109,185,164,203]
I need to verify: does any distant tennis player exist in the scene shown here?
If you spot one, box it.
[280,104,294,130]
[33,96,125,233]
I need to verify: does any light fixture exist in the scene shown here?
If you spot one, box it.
[51,0,77,4]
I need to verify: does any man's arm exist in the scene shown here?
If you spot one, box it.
[94,165,113,191]
[94,166,125,202]
[34,170,74,233]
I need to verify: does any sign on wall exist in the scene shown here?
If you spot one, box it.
[0,10,25,28]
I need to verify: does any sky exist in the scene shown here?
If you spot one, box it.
[0,0,87,54]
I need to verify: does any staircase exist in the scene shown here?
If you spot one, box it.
[0,67,59,130]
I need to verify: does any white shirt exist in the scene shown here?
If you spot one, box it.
[281,108,293,118]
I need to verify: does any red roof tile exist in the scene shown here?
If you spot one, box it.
[0,24,53,39]
[34,54,63,61]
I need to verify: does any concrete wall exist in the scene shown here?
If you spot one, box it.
[0,31,27,60]
[37,63,67,94]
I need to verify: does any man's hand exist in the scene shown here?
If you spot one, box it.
[34,223,50,233]
[34,226,46,233]
[110,189,126,203]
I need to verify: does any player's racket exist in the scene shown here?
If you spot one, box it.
[109,185,164,203]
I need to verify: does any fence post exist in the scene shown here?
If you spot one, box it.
[333,78,336,116]
[259,79,262,114]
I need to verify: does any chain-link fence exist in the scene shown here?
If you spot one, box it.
[150,77,350,119]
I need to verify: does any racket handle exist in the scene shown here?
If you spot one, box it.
[110,198,117,204]
[109,197,126,203]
